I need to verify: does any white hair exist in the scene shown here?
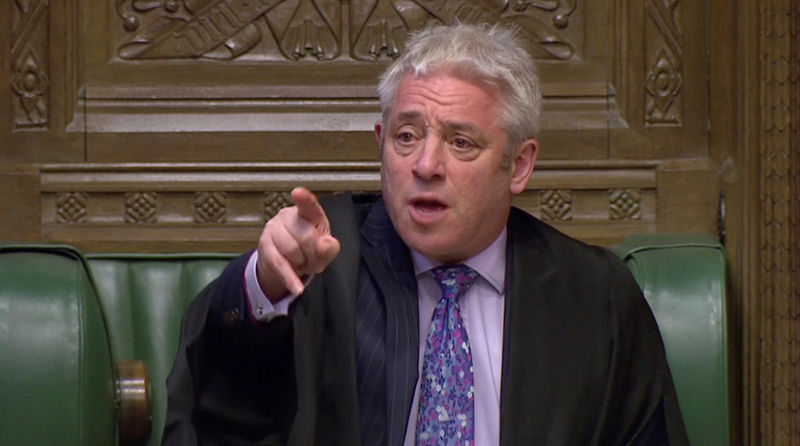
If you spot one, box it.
[377,22,543,158]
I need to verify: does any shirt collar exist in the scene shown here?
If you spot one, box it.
[410,228,507,294]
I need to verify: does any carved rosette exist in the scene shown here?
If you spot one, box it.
[264,191,291,221]
[540,189,573,221]
[195,192,227,223]
[115,0,580,61]
[609,188,642,220]
[125,192,158,224]
[644,0,682,126]
[754,0,799,444]
[11,0,49,128]
[55,193,88,224]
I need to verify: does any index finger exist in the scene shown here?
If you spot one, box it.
[291,187,326,228]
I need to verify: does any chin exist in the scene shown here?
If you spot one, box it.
[390,206,465,261]
[406,236,464,263]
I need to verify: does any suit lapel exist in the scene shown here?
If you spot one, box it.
[360,199,420,446]
[499,209,559,445]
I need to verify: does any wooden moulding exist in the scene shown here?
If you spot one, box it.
[31,159,719,253]
[0,164,41,243]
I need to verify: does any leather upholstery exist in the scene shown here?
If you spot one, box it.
[612,234,729,446]
[0,235,729,446]
[86,253,235,446]
[0,246,117,445]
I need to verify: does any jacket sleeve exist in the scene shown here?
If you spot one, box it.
[161,252,297,446]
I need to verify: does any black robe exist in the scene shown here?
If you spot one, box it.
[162,193,689,446]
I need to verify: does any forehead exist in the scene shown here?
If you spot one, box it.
[390,71,502,124]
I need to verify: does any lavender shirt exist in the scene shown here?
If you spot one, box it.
[244,229,507,446]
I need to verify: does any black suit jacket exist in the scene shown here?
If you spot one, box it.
[162,193,689,446]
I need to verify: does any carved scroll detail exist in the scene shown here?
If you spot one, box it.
[195,192,227,223]
[115,0,580,61]
[609,188,641,220]
[56,193,88,224]
[350,0,409,61]
[125,192,158,224]
[117,0,284,59]
[11,0,49,129]
[264,191,291,221]
[409,0,577,60]
[754,0,799,444]
[276,0,340,60]
[540,189,573,221]
[644,0,682,126]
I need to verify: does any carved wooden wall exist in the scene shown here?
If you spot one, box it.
[709,1,799,445]
[1,0,798,444]
[2,0,717,251]
[743,1,799,444]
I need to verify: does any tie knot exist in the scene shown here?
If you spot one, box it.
[431,264,479,301]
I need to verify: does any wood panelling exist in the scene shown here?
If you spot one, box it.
[749,1,799,444]
[3,0,711,164]
[609,0,709,159]
[35,160,673,252]
[709,1,799,445]
[0,165,40,242]
[3,0,719,238]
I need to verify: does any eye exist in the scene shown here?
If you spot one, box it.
[452,137,472,150]
[396,131,416,144]
[391,128,421,155]
[447,135,482,160]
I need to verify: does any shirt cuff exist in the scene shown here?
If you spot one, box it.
[244,250,298,323]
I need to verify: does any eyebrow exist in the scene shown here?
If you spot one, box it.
[394,111,479,133]
[442,120,480,134]
[395,110,424,123]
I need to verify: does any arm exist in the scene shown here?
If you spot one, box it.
[162,254,296,446]
[162,187,341,446]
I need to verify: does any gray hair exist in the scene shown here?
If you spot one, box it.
[377,22,543,159]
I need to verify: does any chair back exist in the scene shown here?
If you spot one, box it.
[612,234,729,446]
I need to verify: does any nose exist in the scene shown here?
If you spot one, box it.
[412,136,445,181]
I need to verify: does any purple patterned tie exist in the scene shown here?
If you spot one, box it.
[416,264,479,445]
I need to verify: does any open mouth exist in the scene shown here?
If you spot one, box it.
[408,198,449,225]
[410,198,448,213]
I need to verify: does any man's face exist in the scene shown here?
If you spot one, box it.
[376,70,537,263]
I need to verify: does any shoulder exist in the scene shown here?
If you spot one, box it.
[508,207,623,273]
[507,207,644,311]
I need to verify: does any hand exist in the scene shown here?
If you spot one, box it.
[256,187,341,300]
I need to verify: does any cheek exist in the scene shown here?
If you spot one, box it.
[380,161,408,213]
[383,156,414,188]
[457,172,510,213]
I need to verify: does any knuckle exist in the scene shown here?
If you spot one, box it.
[276,205,295,218]
[297,228,318,247]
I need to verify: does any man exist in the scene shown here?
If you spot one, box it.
[163,23,689,446]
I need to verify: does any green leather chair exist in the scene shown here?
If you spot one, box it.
[0,235,728,446]
[0,246,233,446]
[0,245,117,445]
[85,253,236,446]
[612,234,729,446]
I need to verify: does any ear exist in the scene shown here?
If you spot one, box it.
[509,138,539,195]
[374,121,384,145]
